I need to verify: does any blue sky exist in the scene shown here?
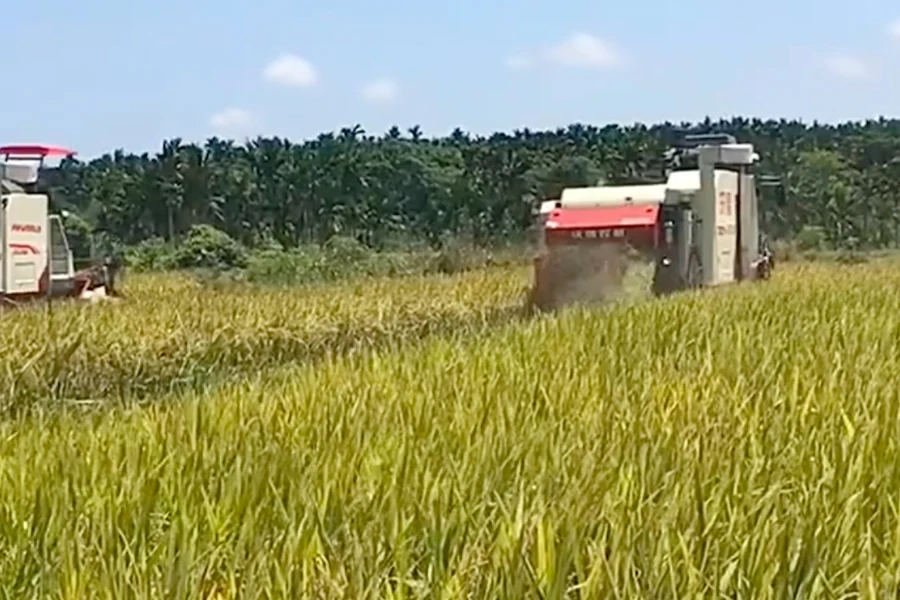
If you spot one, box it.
[2,0,899,158]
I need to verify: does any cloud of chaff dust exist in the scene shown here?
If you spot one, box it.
[528,241,655,312]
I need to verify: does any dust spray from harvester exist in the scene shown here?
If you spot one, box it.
[529,242,654,312]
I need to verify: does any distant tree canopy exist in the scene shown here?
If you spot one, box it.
[42,117,900,253]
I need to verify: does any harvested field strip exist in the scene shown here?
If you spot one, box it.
[0,261,897,595]
[0,268,529,414]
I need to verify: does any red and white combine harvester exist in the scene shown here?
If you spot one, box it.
[530,134,776,311]
[0,144,120,308]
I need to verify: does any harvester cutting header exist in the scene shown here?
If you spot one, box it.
[531,133,776,310]
[0,144,120,308]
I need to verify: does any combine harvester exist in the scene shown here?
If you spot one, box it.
[530,134,776,311]
[0,145,121,308]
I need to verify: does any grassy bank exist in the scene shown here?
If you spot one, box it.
[124,229,534,286]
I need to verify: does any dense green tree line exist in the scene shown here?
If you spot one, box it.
[41,117,900,255]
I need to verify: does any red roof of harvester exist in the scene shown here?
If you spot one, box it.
[545,203,659,230]
[0,145,77,158]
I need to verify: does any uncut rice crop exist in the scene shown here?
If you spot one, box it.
[0,260,898,597]
[0,267,529,414]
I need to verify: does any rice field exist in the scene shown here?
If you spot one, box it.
[1,259,899,597]
[0,268,530,414]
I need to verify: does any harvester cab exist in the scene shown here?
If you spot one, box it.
[529,133,775,311]
[0,145,120,307]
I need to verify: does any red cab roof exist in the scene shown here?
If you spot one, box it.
[545,203,659,230]
[0,145,77,158]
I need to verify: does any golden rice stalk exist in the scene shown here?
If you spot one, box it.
[0,260,895,595]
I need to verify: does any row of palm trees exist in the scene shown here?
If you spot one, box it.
[42,116,900,252]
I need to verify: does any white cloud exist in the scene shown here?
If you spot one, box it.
[544,33,622,68]
[361,78,398,102]
[822,54,872,79]
[263,53,317,86]
[504,55,531,70]
[209,107,253,131]
[889,18,900,38]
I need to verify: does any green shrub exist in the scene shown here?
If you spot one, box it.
[125,237,176,271]
[172,225,248,271]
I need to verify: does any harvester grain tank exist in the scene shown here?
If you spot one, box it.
[530,134,775,311]
[0,145,121,307]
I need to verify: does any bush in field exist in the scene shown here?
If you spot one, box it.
[125,237,177,271]
[172,224,248,271]
[122,228,531,286]
[243,241,422,285]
